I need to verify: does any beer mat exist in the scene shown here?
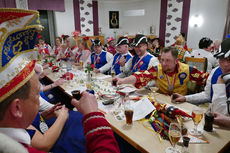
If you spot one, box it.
[96,75,111,80]
[97,100,115,113]
[118,86,137,94]
[179,133,209,144]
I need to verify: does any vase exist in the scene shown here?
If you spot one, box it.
[87,72,92,82]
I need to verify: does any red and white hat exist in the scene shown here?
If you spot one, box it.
[0,8,42,102]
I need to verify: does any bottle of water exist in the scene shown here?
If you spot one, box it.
[66,58,72,72]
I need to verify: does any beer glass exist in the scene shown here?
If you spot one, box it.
[165,123,181,153]
[124,100,133,126]
[190,107,203,136]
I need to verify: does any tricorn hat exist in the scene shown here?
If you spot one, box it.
[0,8,42,102]
[214,38,230,58]
[132,34,147,47]
[116,37,129,46]
[92,39,102,46]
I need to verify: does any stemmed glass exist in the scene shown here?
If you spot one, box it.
[165,123,182,153]
[190,107,203,136]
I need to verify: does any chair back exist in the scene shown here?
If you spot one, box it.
[185,57,207,72]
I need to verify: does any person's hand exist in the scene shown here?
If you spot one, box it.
[54,78,64,86]
[112,77,124,86]
[41,102,62,119]
[171,93,186,103]
[213,112,230,127]
[217,76,225,84]
[119,56,126,67]
[55,105,69,121]
[94,69,100,73]
[71,91,98,115]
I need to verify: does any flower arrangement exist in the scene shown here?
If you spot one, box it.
[85,62,95,73]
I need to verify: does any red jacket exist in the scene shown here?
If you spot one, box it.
[82,112,120,153]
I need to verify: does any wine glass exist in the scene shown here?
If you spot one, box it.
[165,123,181,153]
[190,107,203,136]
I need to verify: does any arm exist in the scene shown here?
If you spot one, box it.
[212,76,228,115]
[132,66,157,88]
[122,57,132,74]
[28,106,69,152]
[147,56,159,69]
[71,92,120,153]
[214,112,230,128]
[185,67,215,104]
[41,78,64,92]
[99,52,113,73]
[39,97,54,112]
[114,75,137,86]
[189,66,209,87]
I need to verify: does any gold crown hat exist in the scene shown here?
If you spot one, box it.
[0,8,42,102]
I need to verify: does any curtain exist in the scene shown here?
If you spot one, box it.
[223,0,230,40]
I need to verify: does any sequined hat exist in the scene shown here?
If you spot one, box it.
[116,37,129,46]
[0,8,42,102]
[132,34,147,47]
[214,38,230,58]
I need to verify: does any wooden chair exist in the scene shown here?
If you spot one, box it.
[185,57,208,94]
[185,56,207,73]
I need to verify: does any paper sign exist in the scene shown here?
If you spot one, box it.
[132,97,155,121]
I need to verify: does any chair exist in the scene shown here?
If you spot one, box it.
[185,56,207,73]
[185,57,207,94]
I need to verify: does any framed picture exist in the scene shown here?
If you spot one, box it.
[109,11,119,29]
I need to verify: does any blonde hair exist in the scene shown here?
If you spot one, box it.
[67,36,77,48]
[77,38,90,50]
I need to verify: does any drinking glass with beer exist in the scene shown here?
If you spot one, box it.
[124,100,134,126]
[80,59,84,67]
[190,107,203,136]
[165,123,181,153]
[111,69,116,78]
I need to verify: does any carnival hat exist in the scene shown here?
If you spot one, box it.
[107,37,115,43]
[116,37,129,46]
[132,34,147,47]
[214,38,230,58]
[0,8,42,102]
[92,39,102,46]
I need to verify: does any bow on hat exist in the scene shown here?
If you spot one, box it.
[0,8,42,102]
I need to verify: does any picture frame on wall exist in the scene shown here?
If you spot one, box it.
[109,11,119,29]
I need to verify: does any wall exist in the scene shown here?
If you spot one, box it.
[98,0,161,40]
[54,0,75,36]
[187,0,228,49]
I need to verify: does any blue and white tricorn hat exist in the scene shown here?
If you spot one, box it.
[0,8,42,102]
[214,38,230,59]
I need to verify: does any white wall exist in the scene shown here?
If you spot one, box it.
[187,0,228,49]
[98,0,161,40]
[54,0,75,36]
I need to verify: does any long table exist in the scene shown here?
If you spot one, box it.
[44,68,230,153]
